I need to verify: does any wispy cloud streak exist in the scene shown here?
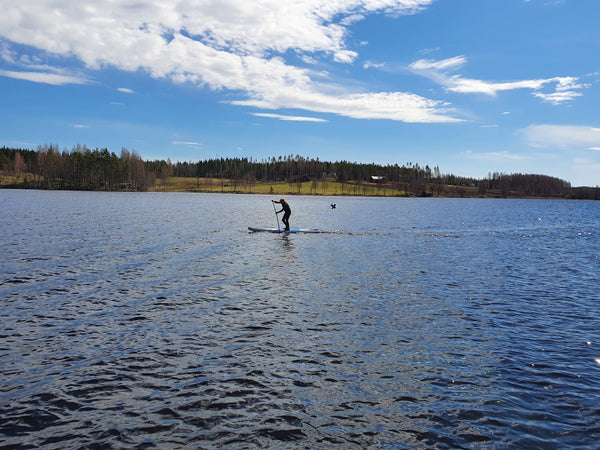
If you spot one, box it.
[0,69,89,85]
[252,113,327,122]
[410,56,586,104]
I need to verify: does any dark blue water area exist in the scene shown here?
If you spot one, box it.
[1,190,600,448]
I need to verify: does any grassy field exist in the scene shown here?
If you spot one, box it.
[3,174,492,197]
[0,174,407,195]
[151,177,410,197]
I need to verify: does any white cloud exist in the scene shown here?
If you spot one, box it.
[521,125,600,149]
[410,56,466,72]
[1,2,411,64]
[172,141,201,146]
[237,90,461,123]
[0,69,89,85]
[0,38,91,85]
[252,112,327,122]
[417,46,440,55]
[118,87,135,94]
[533,89,582,105]
[461,149,529,161]
[340,13,365,26]
[532,77,586,105]
[448,77,548,96]
[409,56,586,104]
[363,61,385,70]
[300,55,318,65]
[0,40,16,63]
[0,0,456,123]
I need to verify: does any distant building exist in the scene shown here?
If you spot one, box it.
[370,176,385,183]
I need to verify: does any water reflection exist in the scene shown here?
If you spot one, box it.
[279,233,295,253]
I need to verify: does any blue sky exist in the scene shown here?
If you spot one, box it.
[1,0,599,186]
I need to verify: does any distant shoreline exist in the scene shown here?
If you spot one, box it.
[2,148,598,200]
[2,176,597,200]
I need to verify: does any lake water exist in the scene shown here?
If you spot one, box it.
[1,190,600,448]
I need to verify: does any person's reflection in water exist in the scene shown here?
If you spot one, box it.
[280,233,294,252]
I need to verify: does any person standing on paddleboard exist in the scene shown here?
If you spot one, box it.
[273,198,291,231]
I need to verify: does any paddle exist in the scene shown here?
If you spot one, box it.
[271,200,280,231]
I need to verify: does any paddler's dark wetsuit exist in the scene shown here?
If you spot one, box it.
[273,198,291,231]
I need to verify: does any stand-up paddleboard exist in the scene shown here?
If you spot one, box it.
[248,227,323,233]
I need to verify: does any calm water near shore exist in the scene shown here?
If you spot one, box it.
[1,190,600,448]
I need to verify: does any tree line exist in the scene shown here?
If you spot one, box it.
[1,145,598,199]
[0,145,160,190]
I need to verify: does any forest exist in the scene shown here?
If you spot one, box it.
[1,144,598,199]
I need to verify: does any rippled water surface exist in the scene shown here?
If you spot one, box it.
[2,190,600,448]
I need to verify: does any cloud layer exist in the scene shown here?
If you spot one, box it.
[0,0,463,122]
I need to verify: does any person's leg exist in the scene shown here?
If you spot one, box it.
[283,213,290,230]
